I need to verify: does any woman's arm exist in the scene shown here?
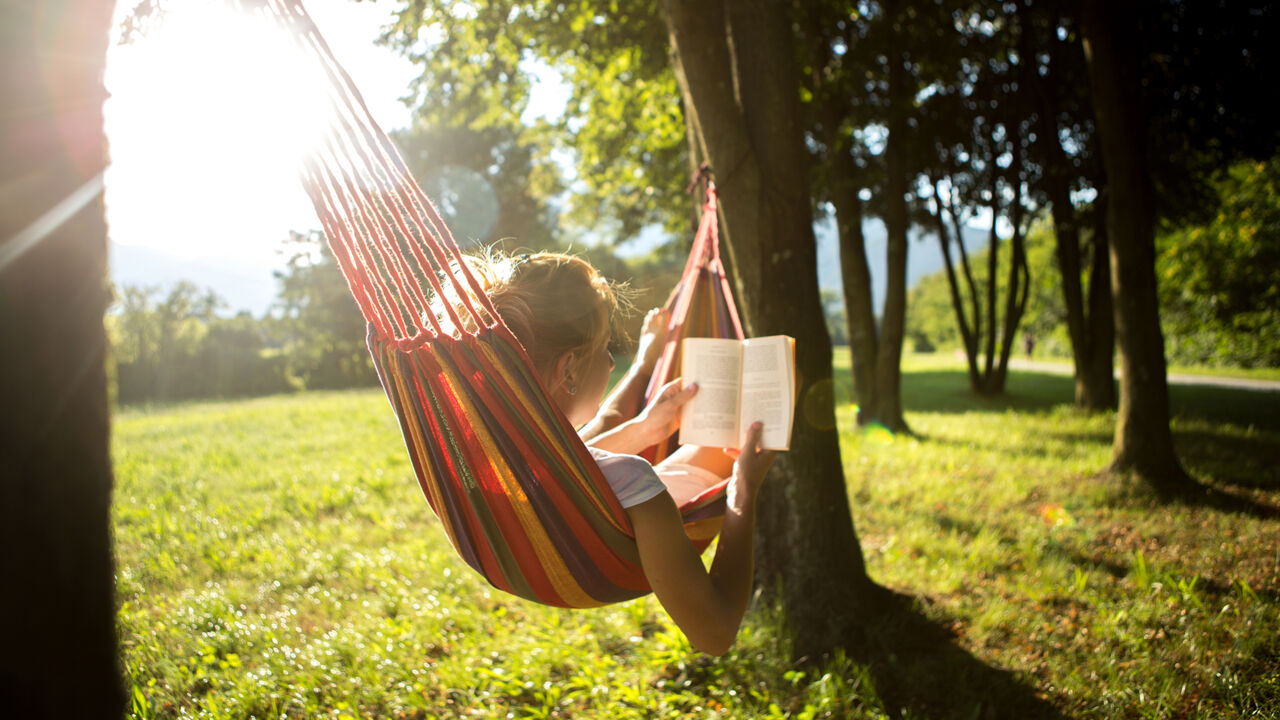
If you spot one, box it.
[579,308,669,442]
[626,423,775,656]
[586,379,695,455]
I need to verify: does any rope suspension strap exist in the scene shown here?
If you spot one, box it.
[642,176,745,463]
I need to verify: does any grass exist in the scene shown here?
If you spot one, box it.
[112,352,1280,719]
[1011,351,1280,384]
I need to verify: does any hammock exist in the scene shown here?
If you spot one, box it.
[269,0,741,608]
[641,179,745,463]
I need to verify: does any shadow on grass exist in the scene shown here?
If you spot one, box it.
[1167,483,1280,520]
[1170,384,1280,433]
[847,585,1067,720]
[902,370,1080,415]
[1175,430,1280,491]
[902,367,1280,434]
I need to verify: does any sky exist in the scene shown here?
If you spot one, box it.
[104,0,424,273]
[104,0,580,310]
[102,0,950,316]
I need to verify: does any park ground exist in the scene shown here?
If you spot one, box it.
[111,351,1280,719]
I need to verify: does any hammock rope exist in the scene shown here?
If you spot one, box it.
[265,0,739,607]
[641,176,745,462]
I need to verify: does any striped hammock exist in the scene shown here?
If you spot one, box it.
[271,0,740,607]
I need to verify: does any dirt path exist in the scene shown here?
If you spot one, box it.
[1007,359,1280,393]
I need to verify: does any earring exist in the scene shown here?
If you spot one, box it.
[565,376,578,396]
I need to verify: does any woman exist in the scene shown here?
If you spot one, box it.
[468,250,777,656]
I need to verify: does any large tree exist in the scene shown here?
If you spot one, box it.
[1014,0,1115,411]
[0,0,123,714]
[1079,0,1193,492]
[1079,0,1280,492]
[660,0,874,658]
[388,0,876,658]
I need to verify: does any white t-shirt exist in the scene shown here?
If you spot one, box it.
[588,447,667,509]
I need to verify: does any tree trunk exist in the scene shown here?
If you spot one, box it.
[929,177,981,383]
[662,0,876,659]
[982,179,1000,385]
[943,186,983,364]
[1082,201,1116,408]
[0,0,123,715]
[1017,0,1115,411]
[1080,0,1195,494]
[993,166,1030,392]
[873,1,911,431]
[828,135,878,425]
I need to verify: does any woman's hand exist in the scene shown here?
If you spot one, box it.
[633,378,697,447]
[727,422,776,513]
[628,420,780,656]
[634,307,671,375]
[585,378,696,455]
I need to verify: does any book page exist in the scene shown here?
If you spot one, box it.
[678,338,742,448]
[737,336,795,451]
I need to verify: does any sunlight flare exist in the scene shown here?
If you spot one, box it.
[104,0,335,264]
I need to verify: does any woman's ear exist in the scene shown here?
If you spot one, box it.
[551,351,578,395]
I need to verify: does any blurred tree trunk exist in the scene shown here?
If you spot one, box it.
[1083,196,1116,408]
[800,2,901,430]
[872,0,910,431]
[0,0,123,716]
[1016,0,1115,411]
[1080,0,1196,494]
[661,0,878,659]
[990,154,1030,394]
[833,168,879,425]
[822,111,878,425]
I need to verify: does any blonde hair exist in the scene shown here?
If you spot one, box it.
[462,250,629,380]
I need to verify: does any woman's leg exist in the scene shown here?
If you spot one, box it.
[653,444,735,506]
[657,443,735,479]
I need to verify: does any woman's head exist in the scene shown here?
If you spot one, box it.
[467,250,627,423]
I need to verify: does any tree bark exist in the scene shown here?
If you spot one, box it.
[993,164,1030,393]
[873,0,911,431]
[661,0,876,659]
[929,177,980,383]
[0,0,123,715]
[943,183,983,362]
[1017,0,1115,411]
[827,132,878,425]
[1082,199,1116,408]
[982,177,1000,384]
[1080,0,1195,494]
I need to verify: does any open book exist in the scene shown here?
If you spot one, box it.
[678,335,796,451]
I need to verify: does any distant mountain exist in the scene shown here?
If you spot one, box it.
[814,216,989,313]
[108,242,280,316]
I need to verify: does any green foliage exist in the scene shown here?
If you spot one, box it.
[107,232,384,404]
[107,230,698,404]
[911,161,1280,372]
[383,0,692,248]
[1158,159,1280,368]
[112,355,1280,719]
[108,282,295,403]
[391,122,564,252]
[272,231,379,390]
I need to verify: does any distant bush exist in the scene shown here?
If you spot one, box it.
[108,283,300,404]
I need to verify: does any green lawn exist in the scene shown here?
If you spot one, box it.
[112,353,1280,719]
